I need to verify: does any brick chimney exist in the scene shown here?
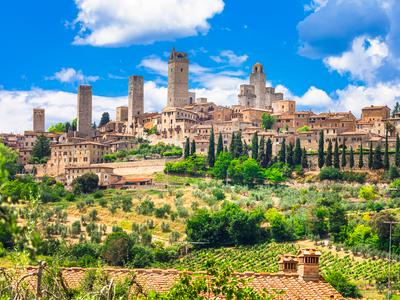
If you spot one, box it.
[296,248,321,281]
[278,254,298,274]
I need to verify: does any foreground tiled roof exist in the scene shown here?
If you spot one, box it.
[13,267,344,299]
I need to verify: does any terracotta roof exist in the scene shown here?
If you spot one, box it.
[13,267,344,299]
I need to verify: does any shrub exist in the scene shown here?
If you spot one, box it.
[71,221,81,236]
[155,204,171,218]
[169,231,181,243]
[72,173,99,194]
[319,167,340,180]
[89,209,98,221]
[93,190,104,199]
[177,206,189,218]
[161,222,170,233]
[212,188,225,200]
[358,185,376,201]
[388,166,400,180]
[70,242,100,260]
[324,270,361,298]
[129,246,154,268]
[121,196,132,212]
[164,155,207,176]
[136,198,155,215]
[340,171,366,183]
[98,198,107,208]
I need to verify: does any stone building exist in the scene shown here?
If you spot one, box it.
[167,48,189,107]
[116,106,128,122]
[127,76,144,134]
[33,108,45,132]
[361,105,390,123]
[77,85,92,136]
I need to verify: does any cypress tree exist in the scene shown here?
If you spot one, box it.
[266,138,272,167]
[384,131,390,170]
[318,130,325,168]
[396,134,400,167]
[358,144,364,169]
[184,137,190,158]
[229,132,235,157]
[341,140,347,169]
[251,132,259,160]
[279,139,286,163]
[243,141,249,157]
[326,140,333,167]
[236,131,243,157]
[333,139,340,169]
[258,136,266,167]
[207,127,215,167]
[368,142,373,169]
[216,132,223,156]
[373,145,383,170]
[349,146,355,169]
[287,143,294,167]
[293,138,302,166]
[224,145,228,152]
[301,147,309,169]
[191,139,196,156]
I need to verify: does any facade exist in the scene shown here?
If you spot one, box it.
[116,106,128,122]
[77,85,92,136]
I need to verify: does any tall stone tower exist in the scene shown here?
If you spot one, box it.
[33,108,45,132]
[128,76,144,132]
[238,85,256,108]
[250,63,267,108]
[167,48,189,107]
[77,85,92,136]
[116,106,129,122]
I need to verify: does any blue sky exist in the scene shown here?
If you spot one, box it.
[1,0,400,132]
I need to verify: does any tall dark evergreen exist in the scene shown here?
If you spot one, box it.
[236,131,243,158]
[349,146,355,169]
[333,139,340,169]
[191,139,196,156]
[396,134,400,167]
[373,145,383,170]
[358,144,364,169]
[293,138,302,166]
[31,135,51,161]
[243,141,249,157]
[368,142,373,169]
[318,130,325,168]
[286,143,294,167]
[229,132,236,157]
[384,131,390,170]
[258,136,266,167]
[301,147,309,169]
[207,127,215,167]
[279,139,286,163]
[99,112,110,127]
[184,137,190,158]
[326,140,333,167]
[341,140,347,169]
[251,132,258,160]
[216,132,223,156]
[266,138,272,167]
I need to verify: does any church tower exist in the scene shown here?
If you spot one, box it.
[167,48,189,107]
[250,63,267,108]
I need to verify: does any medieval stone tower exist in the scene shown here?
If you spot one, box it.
[250,63,267,108]
[33,108,45,132]
[116,106,128,122]
[77,85,92,136]
[128,76,144,131]
[167,48,189,107]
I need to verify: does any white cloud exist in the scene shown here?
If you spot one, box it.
[210,50,248,66]
[324,36,389,83]
[47,68,99,84]
[72,0,224,46]
[138,56,168,77]
[304,0,328,12]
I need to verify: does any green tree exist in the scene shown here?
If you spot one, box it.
[251,132,258,160]
[341,140,347,169]
[211,152,232,182]
[392,101,400,117]
[261,113,276,130]
[396,134,400,167]
[326,140,333,167]
[324,270,361,298]
[235,131,243,158]
[384,131,390,170]
[333,139,340,169]
[368,142,373,169]
[65,122,71,133]
[48,122,66,133]
[227,158,264,187]
[229,132,235,157]
[72,173,99,194]
[266,138,272,167]
[190,139,196,156]
[293,138,302,166]
[349,146,354,169]
[264,166,286,185]
[318,131,325,169]
[258,136,266,167]
[358,144,364,169]
[286,143,294,167]
[99,112,110,127]
[216,132,223,156]
[184,137,190,159]
[31,135,51,163]
[71,118,77,131]
[101,231,132,266]
[301,148,309,169]
[279,139,286,163]
[207,127,215,167]
[373,145,383,170]
[0,143,18,184]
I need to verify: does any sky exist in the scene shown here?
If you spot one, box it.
[1,0,400,133]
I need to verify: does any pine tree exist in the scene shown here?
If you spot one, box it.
[216,132,223,156]
[373,145,383,170]
[384,131,390,170]
[341,140,347,169]
[229,132,236,157]
[31,135,51,161]
[191,139,196,156]
[266,138,272,167]
[326,140,333,167]
[208,127,215,167]
[358,144,364,169]
[258,136,266,167]
[301,147,309,169]
[287,143,294,167]
[184,137,190,159]
[368,142,373,169]
[251,132,258,160]
[318,130,325,169]
[333,139,340,169]
[279,139,286,163]
[236,131,243,158]
[349,146,354,169]
[396,134,400,167]
[293,138,302,166]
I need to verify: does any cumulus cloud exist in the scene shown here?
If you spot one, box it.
[324,36,389,83]
[47,68,99,84]
[138,56,168,77]
[210,50,249,66]
[304,0,328,12]
[72,0,224,46]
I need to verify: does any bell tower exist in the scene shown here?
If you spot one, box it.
[167,48,189,107]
